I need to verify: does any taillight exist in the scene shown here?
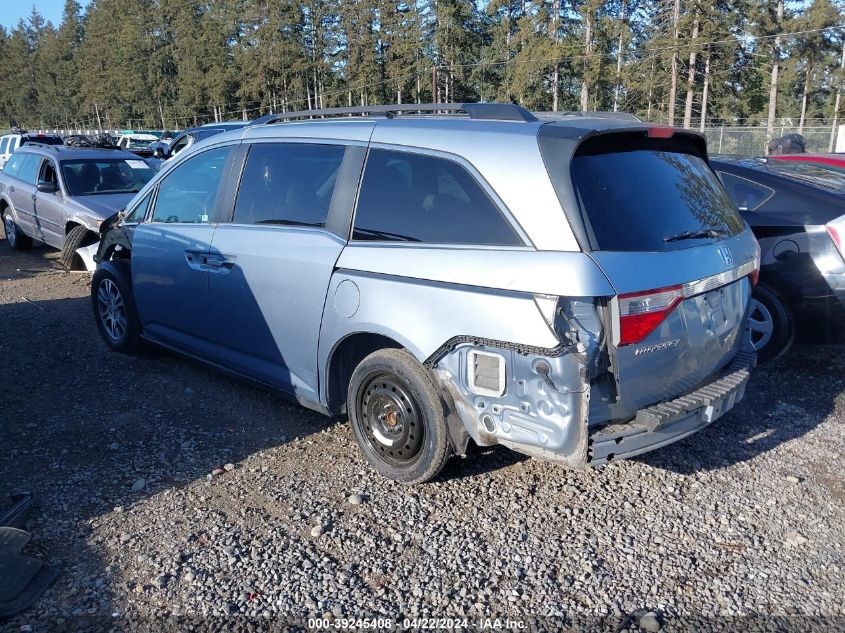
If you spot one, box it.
[827,217,845,259]
[617,285,684,346]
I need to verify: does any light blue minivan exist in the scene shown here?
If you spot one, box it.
[91,103,760,483]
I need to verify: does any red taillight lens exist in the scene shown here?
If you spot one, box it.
[750,267,760,287]
[617,285,683,346]
[828,223,843,258]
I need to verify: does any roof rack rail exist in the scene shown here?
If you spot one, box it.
[263,102,538,124]
[536,110,642,122]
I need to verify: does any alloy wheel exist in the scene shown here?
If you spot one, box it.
[3,214,16,247]
[97,278,127,342]
[748,297,774,351]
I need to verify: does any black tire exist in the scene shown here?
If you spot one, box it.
[347,348,451,484]
[91,263,142,354]
[2,209,33,251]
[749,284,795,363]
[60,225,97,270]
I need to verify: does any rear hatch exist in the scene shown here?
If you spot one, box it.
[541,127,759,421]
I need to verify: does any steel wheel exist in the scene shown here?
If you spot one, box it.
[748,297,774,352]
[97,278,127,342]
[356,372,425,467]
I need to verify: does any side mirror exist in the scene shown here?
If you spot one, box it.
[152,145,169,160]
[37,180,58,194]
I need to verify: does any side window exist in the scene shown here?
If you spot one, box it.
[169,135,190,156]
[0,138,7,154]
[352,149,521,245]
[124,191,152,223]
[39,160,58,185]
[9,138,17,152]
[3,152,25,176]
[151,146,230,224]
[718,172,775,212]
[232,143,345,228]
[17,155,43,184]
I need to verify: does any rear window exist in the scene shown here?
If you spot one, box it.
[21,134,63,146]
[569,134,744,251]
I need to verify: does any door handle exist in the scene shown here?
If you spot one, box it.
[9,186,14,193]
[31,194,37,201]
[204,257,235,269]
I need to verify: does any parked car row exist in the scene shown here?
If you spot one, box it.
[3,104,843,484]
[0,118,271,270]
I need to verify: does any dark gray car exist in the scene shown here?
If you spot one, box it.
[0,144,155,268]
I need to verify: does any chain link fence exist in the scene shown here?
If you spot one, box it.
[701,125,840,157]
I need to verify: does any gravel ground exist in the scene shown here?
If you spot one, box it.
[1,238,845,631]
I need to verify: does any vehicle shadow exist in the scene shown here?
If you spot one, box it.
[635,344,844,474]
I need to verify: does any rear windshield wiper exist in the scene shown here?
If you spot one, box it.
[663,229,727,243]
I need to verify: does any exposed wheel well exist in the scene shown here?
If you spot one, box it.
[326,333,402,416]
[65,221,82,236]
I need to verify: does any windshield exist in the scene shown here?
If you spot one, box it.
[125,138,156,149]
[569,134,744,251]
[60,158,155,196]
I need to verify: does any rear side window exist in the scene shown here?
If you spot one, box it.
[3,152,25,176]
[9,138,18,152]
[151,146,230,223]
[233,143,345,228]
[718,172,775,211]
[353,149,521,245]
[569,134,744,251]
[0,138,7,154]
[17,155,42,184]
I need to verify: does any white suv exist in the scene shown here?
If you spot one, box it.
[0,132,63,170]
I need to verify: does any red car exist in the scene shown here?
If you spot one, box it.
[770,153,845,173]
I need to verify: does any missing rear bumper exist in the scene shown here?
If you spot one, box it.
[588,351,755,464]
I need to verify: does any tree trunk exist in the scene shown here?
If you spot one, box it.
[830,39,845,151]
[699,53,710,133]
[580,7,593,111]
[683,9,700,129]
[94,102,102,130]
[799,67,811,134]
[647,60,655,120]
[667,0,681,126]
[767,0,784,141]
[613,3,626,112]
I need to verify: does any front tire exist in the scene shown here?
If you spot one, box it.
[3,209,33,251]
[60,225,97,270]
[749,284,795,362]
[347,349,451,484]
[91,263,142,354]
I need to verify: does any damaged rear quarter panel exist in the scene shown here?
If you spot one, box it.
[318,244,613,465]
